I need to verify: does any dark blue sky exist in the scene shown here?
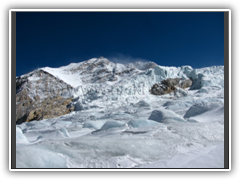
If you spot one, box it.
[16,12,224,76]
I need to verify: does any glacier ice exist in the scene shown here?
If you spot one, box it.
[148,109,186,123]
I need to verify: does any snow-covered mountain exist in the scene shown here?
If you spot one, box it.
[17,56,223,102]
[16,57,225,169]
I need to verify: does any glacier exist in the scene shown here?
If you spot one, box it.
[16,57,225,169]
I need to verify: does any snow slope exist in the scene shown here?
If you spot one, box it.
[16,58,225,169]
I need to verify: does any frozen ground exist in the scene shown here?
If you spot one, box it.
[16,60,225,169]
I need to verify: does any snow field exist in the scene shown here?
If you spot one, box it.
[16,89,224,168]
[16,119,224,168]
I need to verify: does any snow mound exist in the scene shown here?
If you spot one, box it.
[133,100,150,108]
[183,102,224,123]
[128,119,160,128]
[184,102,223,118]
[59,127,71,138]
[100,121,126,131]
[83,120,107,130]
[148,109,186,123]
[35,128,71,140]
[20,127,70,143]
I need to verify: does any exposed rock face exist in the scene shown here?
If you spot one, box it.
[16,69,74,124]
[16,97,74,124]
[149,78,193,96]
[16,96,75,124]
[26,97,74,122]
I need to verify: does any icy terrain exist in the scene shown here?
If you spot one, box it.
[16,57,224,169]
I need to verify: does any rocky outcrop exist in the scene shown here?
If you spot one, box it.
[16,69,74,124]
[149,78,192,96]
[16,96,74,124]
[29,97,73,121]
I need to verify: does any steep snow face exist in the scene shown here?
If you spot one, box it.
[16,58,225,169]
[42,66,83,88]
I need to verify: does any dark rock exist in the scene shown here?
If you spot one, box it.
[149,78,192,96]
[133,100,150,108]
[16,96,74,123]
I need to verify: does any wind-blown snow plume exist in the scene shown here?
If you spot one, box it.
[106,53,149,64]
